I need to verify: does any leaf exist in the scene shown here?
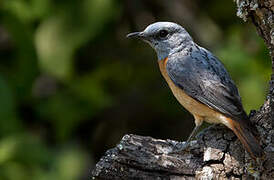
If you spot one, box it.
[35,0,120,80]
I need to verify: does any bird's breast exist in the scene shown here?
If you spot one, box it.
[158,58,228,126]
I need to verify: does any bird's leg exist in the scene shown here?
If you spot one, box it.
[170,124,202,154]
[186,124,201,143]
[170,116,203,154]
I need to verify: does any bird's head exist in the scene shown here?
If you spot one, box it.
[127,22,193,60]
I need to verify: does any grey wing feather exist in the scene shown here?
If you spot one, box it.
[166,46,248,121]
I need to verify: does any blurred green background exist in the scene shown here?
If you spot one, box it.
[0,0,271,179]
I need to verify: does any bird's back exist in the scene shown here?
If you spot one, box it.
[166,44,248,123]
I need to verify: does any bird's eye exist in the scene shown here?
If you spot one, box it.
[159,30,168,38]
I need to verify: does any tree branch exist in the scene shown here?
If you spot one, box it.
[92,109,272,179]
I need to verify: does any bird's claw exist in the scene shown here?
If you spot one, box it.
[169,142,190,154]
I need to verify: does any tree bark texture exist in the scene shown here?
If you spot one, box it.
[92,0,274,179]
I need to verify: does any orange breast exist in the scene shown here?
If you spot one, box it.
[158,58,231,128]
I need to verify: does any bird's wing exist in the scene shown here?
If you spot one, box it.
[166,46,248,121]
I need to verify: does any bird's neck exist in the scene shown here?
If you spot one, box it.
[157,41,194,61]
[157,50,170,61]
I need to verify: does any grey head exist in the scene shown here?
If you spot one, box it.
[127,22,193,60]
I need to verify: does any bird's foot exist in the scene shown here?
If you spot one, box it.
[169,141,190,154]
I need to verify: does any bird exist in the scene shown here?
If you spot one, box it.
[127,22,264,159]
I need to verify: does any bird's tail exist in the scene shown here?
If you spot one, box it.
[229,118,264,159]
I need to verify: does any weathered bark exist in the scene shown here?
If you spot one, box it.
[92,0,274,179]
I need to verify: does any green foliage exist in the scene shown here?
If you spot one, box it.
[35,0,120,79]
[0,77,21,135]
[0,0,271,179]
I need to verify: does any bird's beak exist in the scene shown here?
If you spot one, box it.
[126,32,144,39]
